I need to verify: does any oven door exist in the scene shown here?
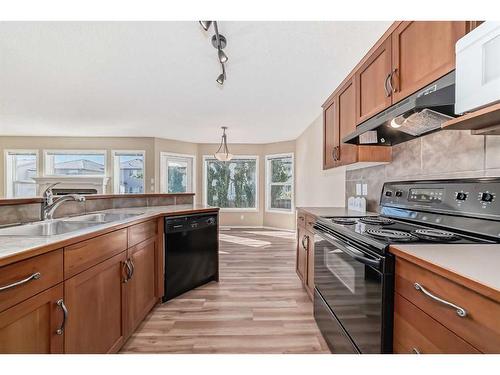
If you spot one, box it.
[314,228,385,354]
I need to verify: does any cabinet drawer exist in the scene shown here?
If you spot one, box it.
[128,220,157,248]
[393,293,479,354]
[297,211,306,228]
[0,250,63,313]
[305,215,316,233]
[64,229,127,279]
[395,257,500,353]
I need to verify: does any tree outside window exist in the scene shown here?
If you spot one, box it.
[205,157,257,209]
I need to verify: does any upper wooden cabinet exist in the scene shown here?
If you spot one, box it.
[355,36,392,124]
[323,99,338,169]
[322,21,472,170]
[391,21,467,102]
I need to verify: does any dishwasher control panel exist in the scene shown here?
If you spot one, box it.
[165,214,218,233]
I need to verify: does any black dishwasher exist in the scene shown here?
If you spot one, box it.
[163,213,219,302]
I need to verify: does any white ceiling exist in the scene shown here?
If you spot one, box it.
[0,21,391,143]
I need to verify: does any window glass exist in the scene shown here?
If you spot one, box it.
[6,152,38,197]
[205,158,257,209]
[160,154,194,193]
[45,151,105,176]
[267,155,293,212]
[114,152,145,194]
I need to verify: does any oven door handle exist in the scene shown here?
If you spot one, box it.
[315,229,382,270]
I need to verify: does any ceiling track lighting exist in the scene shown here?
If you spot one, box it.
[198,21,228,85]
[214,126,233,162]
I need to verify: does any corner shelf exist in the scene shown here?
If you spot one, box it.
[442,103,500,135]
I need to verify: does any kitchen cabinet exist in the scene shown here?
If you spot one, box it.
[296,210,315,299]
[296,226,308,283]
[0,284,64,354]
[126,236,158,333]
[355,36,392,124]
[64,251,128,354]
[392,255,500,353]
[391,21,467,102]
[323,99,338,169]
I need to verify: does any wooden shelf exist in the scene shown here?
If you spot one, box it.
[442,103,500,134]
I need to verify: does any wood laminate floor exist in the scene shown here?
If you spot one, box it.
[121,228,330,354]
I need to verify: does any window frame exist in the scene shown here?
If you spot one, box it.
[265,152,295,214]
[159,152,196,194]
[111,150,146,194]
[202,154,259,212]
[4,149,39,198]
[43,149,107,178]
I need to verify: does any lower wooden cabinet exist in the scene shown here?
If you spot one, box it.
[64,251,127,354]
[296,211,315,298]
[0,284,64,354]
[126,237,158,333]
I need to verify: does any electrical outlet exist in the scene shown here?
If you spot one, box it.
[240,215,244,220]
[356,183,362,196]
[362,183,368,196]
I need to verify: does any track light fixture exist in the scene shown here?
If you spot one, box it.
[198,21,228,85]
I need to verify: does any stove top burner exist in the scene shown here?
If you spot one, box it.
[331,217,357,225]
[411,228,461,242]
[359,216,395,226]
[365,228,418,242]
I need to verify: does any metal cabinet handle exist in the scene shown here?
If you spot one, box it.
[388,68,397,93]
[332,148,337,161]
[301,235,310,251]
[123,261,130,283]
[384,72,391,97]
[0,272,41,292]
[411,347,421,354]
[56,299,68,335]
[128,259,135,279]
[414,283,467,318]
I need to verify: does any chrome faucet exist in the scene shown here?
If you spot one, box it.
[41,183,86,220]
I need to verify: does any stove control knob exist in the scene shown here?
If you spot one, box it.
[207,217,216,225]
[481,192,495,203]
[395,191,403,197]
[456,192,468,201]
[385,190,393,197]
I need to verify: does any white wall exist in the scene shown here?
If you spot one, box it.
[295,115,346,207]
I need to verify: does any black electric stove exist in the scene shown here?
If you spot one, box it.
[313,178,500,354]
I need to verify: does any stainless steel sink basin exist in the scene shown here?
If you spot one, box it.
[0,220,101,237]
[64,212,142,223]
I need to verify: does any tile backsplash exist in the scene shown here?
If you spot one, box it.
[346,130,500,212]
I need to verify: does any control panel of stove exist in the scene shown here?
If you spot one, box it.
[380,178,500,220]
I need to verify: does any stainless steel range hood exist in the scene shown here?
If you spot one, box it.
[343,71,456,146]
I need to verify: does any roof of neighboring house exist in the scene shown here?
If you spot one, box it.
[54,159,104,172]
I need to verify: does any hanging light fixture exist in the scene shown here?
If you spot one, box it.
[214,126,233,162]
[198,21,228,85]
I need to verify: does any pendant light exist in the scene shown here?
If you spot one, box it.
[214,126,233,162]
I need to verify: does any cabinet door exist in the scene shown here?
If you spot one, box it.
[296,227,308,282]
[391,21,467,102]
[336,79,358,166]
[305,230,315,295]
[64,251,127,354]
[126,237,158,334]
[323,99,339,169]
[0,284,64,354]
[355,36,392,124]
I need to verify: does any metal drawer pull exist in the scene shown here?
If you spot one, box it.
[0,272,41,292]
[411,347,420,354]
[56,299,68,335]
[414,283,467,318]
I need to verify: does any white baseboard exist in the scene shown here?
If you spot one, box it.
[221,225,295,233]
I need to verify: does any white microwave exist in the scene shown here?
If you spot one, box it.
[455,21,500,115]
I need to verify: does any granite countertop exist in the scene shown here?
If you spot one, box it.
[390,243,500,301]
[0,204,218,266]
[297,206,377,217]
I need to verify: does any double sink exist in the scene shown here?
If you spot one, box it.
[0,212,142,237]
